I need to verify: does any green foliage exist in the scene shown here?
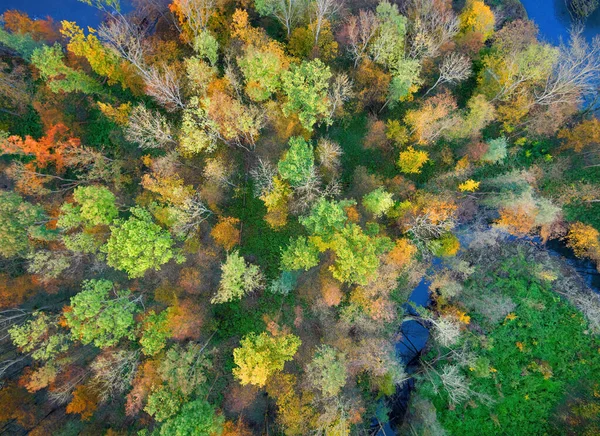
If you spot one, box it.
[371,1,408,69]
[425,252,600,435]
[299,198,355,242]
[0,25,43,59]
[278,136,315,187]
[103,207,179,278]
[239,47,284,102]
[193,30,218,66]
[30,44,101,94]
[145,386,185,422]
[281,59,332,131]
[281,236,320,271]
[233,332,301,387]
[362,187,394,218]
[64,279,139,348]
[306,345,348,397]
[179,97,218,154]
[159,398,224,436]
[139,310,171,356]
[73,186,118,226]
[0,191,47,258]
[9,312,69,361]
[330,224,380,285]
[211,250,263,303]
[268,270,299,295]
[483,137,508,163]
[62,232,103,254]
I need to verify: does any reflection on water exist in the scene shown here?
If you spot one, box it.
[520,0,600,44]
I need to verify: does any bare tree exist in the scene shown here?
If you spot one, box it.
[250,158,277,197]
[345,10,380,68]
[328,73,354,119]
[401,0,459,60]
[125,105,175,149]
[174,0,217,37]
[316,138,343,173]
[174,193,213,237]
[425,52,472,95]
[536,29,600,108]
[312,0,342,45]
[144,64,186,111]
[91,349,140,402]
[277,0,306,37]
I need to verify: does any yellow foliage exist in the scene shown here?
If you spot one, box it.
[459,0,495,41]
[566,222,600,259]
[97,102,132,126]
[558,118,600,153]
[458,179,480,192]
[398,146,429,174]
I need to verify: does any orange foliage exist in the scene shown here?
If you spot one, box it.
[126,359,160,416]
[495,205,538,236]
[0,274,38,308]
[566,222,600,260]
[344,205,360,223]
[178,267,203,294]
[558,119,600,153]
[66,385,99,420]
[222,419,254,436]
[386,239,417,269]
[167,299,204,341]
[320,271,343,307]
[0,383,36,427]
[211,216,241,251]
[3,10,60,43]
[363,117,390,151]
[1,124,80,172]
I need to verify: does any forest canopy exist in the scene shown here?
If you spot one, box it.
[0,0,599,434]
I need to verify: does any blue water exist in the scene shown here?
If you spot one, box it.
[1,0,131,29]
[520,0,600,44]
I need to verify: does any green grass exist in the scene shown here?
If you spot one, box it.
[324,115,398,187]
[422,252,600,435]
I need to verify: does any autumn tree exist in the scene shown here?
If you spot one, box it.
[103,207,180,278]
[211,251,264,303]
[233,332,301,387]
[64,279,140,348]
[558,118,600,152]
[458,0,495,42]
[66,384,99,420]
[566,222,600,261]
[211,216,241,251]
[398,146,429,174]
[281,236,320,271]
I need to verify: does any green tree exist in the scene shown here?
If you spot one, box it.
[299,198,355,242]
[159,398,224,436]
[233,332,301,387]
[64,279,140,348]
[363,187,394,218]
[281,236,320,271]
[211,250,263,304]
[238,47,285,102]
[103,207,179,278]
[73,185,118,226]
[281,59,332,131]
[306,345,348,397]
[0,191,48,258]
[139,310,171,356]
[193,30,218,65]
[330,224,380,285]
[30,44,101,94]
[9,312,69,361]
[277,136,315,187]
[58,185,118,230]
